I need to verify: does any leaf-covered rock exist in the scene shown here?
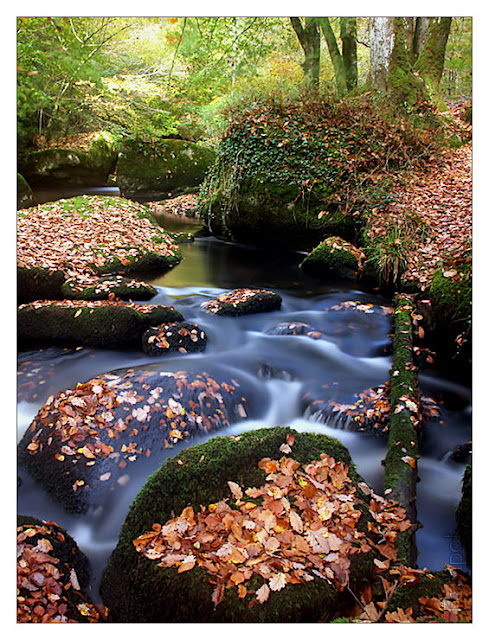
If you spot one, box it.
[142,321,207,355]
[300,236,365,279]
[100,427,412,623]
[201,288,282,316]
[18,368,252,513]
[17,515,101,623]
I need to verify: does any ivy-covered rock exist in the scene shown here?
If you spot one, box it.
[18,368,252,514]
[116,138,216,199]
[17,515,101,623]
[300,236,364,279]
[18,300,183,349]
[18,131,117,187]
[201,288,282,316]
[143,321,207,355]
[199,95,434,249]
[100,426,402,623]
[17,195,181,303]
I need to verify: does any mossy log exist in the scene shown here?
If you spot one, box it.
[383,293,419,566]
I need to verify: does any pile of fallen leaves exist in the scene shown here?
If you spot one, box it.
[17,195,179,280]
[17,521,101,623]
[18,298,166,316]
[133,433,410,608]
[325,300,393,316]
[367,103,471,291]
[201,288,281,316]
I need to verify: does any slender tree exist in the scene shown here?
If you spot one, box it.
[290,17,321,91]
[415,17,452,107]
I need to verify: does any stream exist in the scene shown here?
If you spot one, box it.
[17,221,472,604]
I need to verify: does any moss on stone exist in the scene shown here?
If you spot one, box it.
[100,426,375,623]
[17,301,183,349]
[17,173,35,209]
[430,264,472,328]
[300,236,361,278]
[116,138,216,198]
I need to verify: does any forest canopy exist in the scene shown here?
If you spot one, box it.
[17,16,472,149]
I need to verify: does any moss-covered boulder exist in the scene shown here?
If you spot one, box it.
[100,426,413,623]
[201,288,282,316]
[142,321,207,355]
[300,236,365,279]
[18,368,253,514]
[17,515,101,623]
[116,138,216,199]
[455,464,472,568]
[18,300,183,349]
[199,95,435,249]
[18,132,117,187]
[17,195,181,303]
[17,172,35,209]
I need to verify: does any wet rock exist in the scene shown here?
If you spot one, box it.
[257,363,296,381]
[450,441,472,464]
[143,321,207,356]
[18,368,251,513]
[17,515,101,623]
[18,300,183,350]
[17,173,35,209]
[266,321,323,339]
[201,288,282,316]
[100,426,394,623]
[455,464,472,568]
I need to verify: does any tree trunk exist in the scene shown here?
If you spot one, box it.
[316,17,347,96]
[290,17,321,91]
[415,17,452,106]
[413,17,430,60]
[368,17,395,92]
[340,17,358,91]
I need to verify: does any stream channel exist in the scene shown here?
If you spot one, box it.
[17,213,472,604]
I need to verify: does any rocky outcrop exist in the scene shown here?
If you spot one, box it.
[18,132,117,187]
[300,237,365,279]
[99,426,413,623]
[116,138,216,199]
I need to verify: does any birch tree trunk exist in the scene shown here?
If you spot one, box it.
[369,17,395,92]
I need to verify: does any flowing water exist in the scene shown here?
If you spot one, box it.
[17,228,471,603]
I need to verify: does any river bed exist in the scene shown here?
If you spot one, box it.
[17,231,471,604]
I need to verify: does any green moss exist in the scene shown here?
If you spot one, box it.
[100,426,375,623]
[17,266,66,304]
[430,265,472,327]
[17,302,183,349]
[383,294,419,565]
[300,237,360,278]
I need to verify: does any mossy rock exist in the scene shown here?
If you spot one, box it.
[203,174,356,249]
[17,515,101,623]
[61,275,158,301]
[430,265,471,328]
[18,368,253,514]
[300,237,363,279]
[100,427,383,623]
[17,195,181,303]
[18,132,118,187]
[17,300,183,349]
[455,464,472,568]
[116,138,216,199]
[143,321,207,355]
[17,173,35,209]
[201,288,282,316]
